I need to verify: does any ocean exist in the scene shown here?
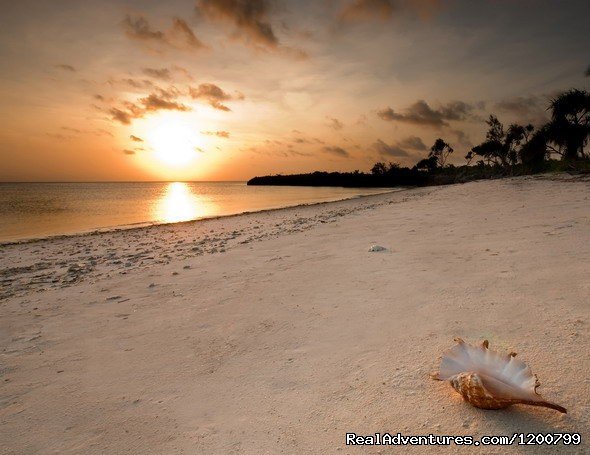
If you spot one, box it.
[0,182,393,243]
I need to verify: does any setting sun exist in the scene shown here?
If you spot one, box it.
[144,114,202,167]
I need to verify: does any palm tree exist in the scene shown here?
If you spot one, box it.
[546,89,590,160]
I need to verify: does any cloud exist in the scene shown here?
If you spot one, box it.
[372,139,410,157]
[108,78,155,90]
[197,0,278,49]
[140,93,191,112]
[322,145,349,157]
[202,130,230,138]
[123,149,136,155]
[189,83,243,111]
[142,68,172,81]
[585,65,590,77]
[494,95,549,125]
[326,116,344,130]
[109,108,134,125]
[338,0,443,23]
[377,100,473,128]
[123,14,206,52]
[108,89,191,124]
[130,135,144,142]
[94,94,105,101]
[55,64,76,72]
[397,135,426,151]
[450,129,473,149]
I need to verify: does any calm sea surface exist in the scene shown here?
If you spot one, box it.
[0,182,393,243]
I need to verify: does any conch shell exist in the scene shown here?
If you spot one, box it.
[433,338,566,413]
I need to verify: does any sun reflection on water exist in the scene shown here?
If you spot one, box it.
[155,182,204,223]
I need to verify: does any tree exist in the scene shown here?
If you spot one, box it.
[415,156,438,172]
[371,162,388,175]
[429,138,454,168]
[469,115,534,168]
[519,128,548,170]
[546,89,590,160]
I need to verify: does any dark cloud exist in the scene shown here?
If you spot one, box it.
[397,135,426,151]
[338,0,443,24]
[450,129,473,149]
[377,100,473,128]
[372,139,410,157]
[123,15,206,52]
[130,135,144,142]
[109,89,190,124]
[140,93,191,112]
[494,95,549,126]
[170,18,206,50]
[123,149,136,155]
[55,64,76,72]
[142,68,172,81]
[94,94,105,101]
[202,130,230,138]
[123,15,164,41]
[189,83,243,111]
[322,145,349,157]
[326,116,344,130]
[197,0,278,49]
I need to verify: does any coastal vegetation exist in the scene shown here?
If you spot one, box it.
[248,89,590,188]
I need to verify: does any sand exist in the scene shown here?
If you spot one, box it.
[1,175,589,454]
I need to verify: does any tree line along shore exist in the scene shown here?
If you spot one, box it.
[248,89,590,188]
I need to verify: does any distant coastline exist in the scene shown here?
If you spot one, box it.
[247,160,590,188]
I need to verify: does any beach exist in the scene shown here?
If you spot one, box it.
[1,175,589,454]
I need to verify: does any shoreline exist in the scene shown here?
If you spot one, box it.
[0,187,398,246]
[0,186,427,301]
[1,175,588,454]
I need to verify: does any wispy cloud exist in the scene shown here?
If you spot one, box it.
[142,67,172,81]
[494,95,549,126]
[189,83,244,111]
[372,139,409,157]
[202,130,230,138]
[123,14,206,52]
[54,64,76,72]
[130,135,144,142]
[326,116,344,130]
[323,145,349,157]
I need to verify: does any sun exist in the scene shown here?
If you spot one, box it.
[145,114,201,167]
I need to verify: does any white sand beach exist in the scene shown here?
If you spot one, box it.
[1,175,589,454]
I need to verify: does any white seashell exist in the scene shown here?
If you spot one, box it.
[368,245,387,252]
[433,338,566,413]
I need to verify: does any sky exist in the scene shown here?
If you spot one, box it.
[0,0,588,181]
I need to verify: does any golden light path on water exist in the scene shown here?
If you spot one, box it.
[155,182,208,223]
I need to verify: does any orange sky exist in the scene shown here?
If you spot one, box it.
[0,0,588,181]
